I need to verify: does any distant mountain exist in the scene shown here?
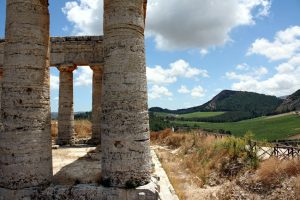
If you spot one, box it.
[150,90,283,115]
[51,112,58,120]
[276,89,300,113]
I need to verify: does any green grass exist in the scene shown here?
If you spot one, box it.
[178,111,225,119]
[173,113,300,141]
[153,111,224,118]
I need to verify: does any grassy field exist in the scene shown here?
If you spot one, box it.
[178,111,225,119]
[173,113,300,141]
[154,111,224,118]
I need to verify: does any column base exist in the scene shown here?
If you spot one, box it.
[39,177,159,200]
[87,138,101,145]
[56,138,76,146]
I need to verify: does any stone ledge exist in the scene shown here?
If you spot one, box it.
[40,177,159,200]
[0,178,159,200]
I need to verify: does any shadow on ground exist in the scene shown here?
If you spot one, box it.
[52,145,102,185]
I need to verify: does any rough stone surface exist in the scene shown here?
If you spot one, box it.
[89,65,103,144]
[38,179,158,200]
[57,65,77,145]
[0,0,52,196]
[101,0,152,187]
[50,36,103,66]
[0,36,103,67]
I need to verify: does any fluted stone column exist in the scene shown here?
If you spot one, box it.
[57,65,77,145]
[101,0,151,187]
[0,0,52,197]
[89,65,103,145]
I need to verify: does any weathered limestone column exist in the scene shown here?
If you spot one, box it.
[57,65,77,145]
[0,0,52,196]
[0,67,3,126]
[89,65,103,144]
[101,0,151,187]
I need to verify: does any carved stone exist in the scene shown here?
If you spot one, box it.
[101,0,152,187]
[57,65,77,145]
[0,0,52,195]
[89,65,103,144]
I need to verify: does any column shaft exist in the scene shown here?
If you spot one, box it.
[90,65,103,144]
[101,0,151,187]
[0,0,52,191]
[57,66,76,145]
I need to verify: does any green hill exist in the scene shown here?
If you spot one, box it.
[150,90,283,122]
[276,89,300,113]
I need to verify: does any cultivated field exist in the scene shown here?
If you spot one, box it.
[173,113,300,141]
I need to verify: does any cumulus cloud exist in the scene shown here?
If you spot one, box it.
[147,0,271,50]
[191,86,206,98]
[74,67,93,86]
[62,0,103,35]
[148,85,173,99]
[50,74,59,90]
[147,59,208,85]
[247,26,300,61]
[226,66,268,81]
[236,63,250,71]
[227,55,300,96]
[178,85,190,94]
[63,0,270,50]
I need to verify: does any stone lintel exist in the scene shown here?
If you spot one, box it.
[0,36,104,67]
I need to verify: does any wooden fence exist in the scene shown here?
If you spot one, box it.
[249,141,300,160]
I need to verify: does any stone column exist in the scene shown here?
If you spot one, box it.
[0,67,2,126]
[57,65,77,145]
[101,0,151,187]
[0,0,52,197]
[89,65,103,145]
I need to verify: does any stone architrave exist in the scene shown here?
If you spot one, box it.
[0,0,52,196]
[57,65,77,145]
[101,0,152,187]
[89,65,103,145]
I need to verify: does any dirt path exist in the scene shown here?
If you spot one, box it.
[152,145,222,200]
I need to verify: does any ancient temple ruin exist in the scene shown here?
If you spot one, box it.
[0,0,157,199]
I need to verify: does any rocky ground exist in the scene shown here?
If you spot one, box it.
[154,145,300,200]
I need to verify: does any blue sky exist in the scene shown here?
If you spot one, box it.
[0,0,300,112]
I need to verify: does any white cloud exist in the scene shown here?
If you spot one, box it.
[247,26,300,61]
[50,74,59,90]
[191,86,205,98]
[227,55,300,96]
[200,49,209,57]
[178,85,190,94]
[236,63,250,71]
[62,0,271,51]
[74,67,93,86]
[147,0,271,50]
[147,59,208,85]
[62,0,103,35]
[226,66,268,81]
[148,85,173,99]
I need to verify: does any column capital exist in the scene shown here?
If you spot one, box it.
[90,65,103,72]
[57,64,77,72]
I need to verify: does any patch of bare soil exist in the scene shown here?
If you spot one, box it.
[288,133,300,139]
[153,145,222,200]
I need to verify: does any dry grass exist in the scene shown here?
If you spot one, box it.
[51,120,92,140]
[295,175,300,198]
[256,157,300,185]
[74,120,92,138]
